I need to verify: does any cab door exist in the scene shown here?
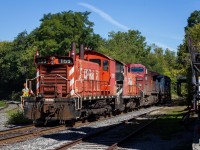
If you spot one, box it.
[101,60,110,94]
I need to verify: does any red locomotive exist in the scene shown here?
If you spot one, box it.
[128,64,171,105]
[23,43,170,124]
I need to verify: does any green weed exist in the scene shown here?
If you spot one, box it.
[7,109,31,125]
[0,100,7,107]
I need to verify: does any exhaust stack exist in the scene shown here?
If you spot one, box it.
[79,44,84,60]
[70,42,76,62]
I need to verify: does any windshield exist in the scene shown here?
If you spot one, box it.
[131,67,144,73]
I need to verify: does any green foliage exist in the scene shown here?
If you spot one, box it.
[0,41,22,98]
[7,110,31,124]
[186,23,200,46]
[10,91,22,101]
[177,10,200,100]
[142,45,178,94]
[0,31,37,99]
[0,100,7,107]
[98,30,150,63]
[35,11,102,56]
[185,10,200,30]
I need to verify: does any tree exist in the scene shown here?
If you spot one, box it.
[177,10,200,76]
[186,23,200,46]
[177,10,200,99]
[142,44,165,74]
[99,30,150,64]
[186,10,200,30]
[35,11,102,55]
[0,41,23,99]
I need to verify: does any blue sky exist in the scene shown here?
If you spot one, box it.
[0,0,200,52]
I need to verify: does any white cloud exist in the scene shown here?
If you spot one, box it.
[154,42,176,51]
[147,39,177,51]
[78,2,129,31]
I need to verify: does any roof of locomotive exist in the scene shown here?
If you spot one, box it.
[127,64,146,68]
[83,50,129,67]
[127,63,170,80]
[77,50,115,61]
[115,59,127,66]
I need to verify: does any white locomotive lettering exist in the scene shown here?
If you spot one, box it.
[84,69,95,80]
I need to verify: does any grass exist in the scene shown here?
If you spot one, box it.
[116,106,191,140]
[121,106,195,150]
[172,98,189,106]
[6,108,31,125]
[149,106,193,138]
[0,100,7,107]
[148,106,195,149]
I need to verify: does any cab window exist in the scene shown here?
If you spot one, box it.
[89,59,101,66]
[131,67,144,73]
[103,60,109,71]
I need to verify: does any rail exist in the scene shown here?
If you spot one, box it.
[54,108,163,150]
[0,125,67,146]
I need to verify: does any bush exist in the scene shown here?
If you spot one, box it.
[172,98,188,106]
[10,91,21,101]
[0,100,7,107]
[7,109,31,125]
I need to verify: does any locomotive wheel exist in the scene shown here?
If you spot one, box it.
[65,120,75,127]
[33,119,45,127]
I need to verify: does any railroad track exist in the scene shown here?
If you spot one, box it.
[0,124,35,136]
[54,109,162,150]
[107,116,159,150]
[0,113,117,147]
[0,106,163,149]
[0,124,67,146]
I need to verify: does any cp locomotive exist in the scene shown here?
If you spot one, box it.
[23,42,171,124]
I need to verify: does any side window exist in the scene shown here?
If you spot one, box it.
[89,59,101,66]
[103,60,109,71]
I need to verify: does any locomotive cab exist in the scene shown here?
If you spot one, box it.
[24,43,118,125]
[128,64,146,92]
[128,64,160,106]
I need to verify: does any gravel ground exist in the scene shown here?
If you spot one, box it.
[0,105,196,150]
[1,106,161,150]
[0,103,19,131]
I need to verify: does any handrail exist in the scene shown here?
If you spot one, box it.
[26,74,68,82]
[56,74,68,81]
[26,74,69,96]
